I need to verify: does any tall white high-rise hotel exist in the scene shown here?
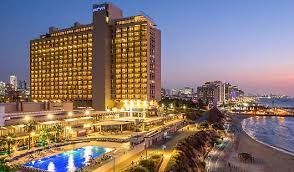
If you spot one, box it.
[10,75,17,91]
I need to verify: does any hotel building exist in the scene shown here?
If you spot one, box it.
[30,3,161,110]
[10,75,17,91]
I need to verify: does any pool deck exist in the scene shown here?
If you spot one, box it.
[9,141,129,168]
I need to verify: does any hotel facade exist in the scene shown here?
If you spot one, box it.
[30,3,161,110]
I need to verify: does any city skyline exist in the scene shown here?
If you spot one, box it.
[1,0,294,96]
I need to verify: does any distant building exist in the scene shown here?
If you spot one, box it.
[224,82,232,101]
[161,88,166,98]
[0,81,5,97]
[161,88,171,98]
[183,87,194,97]
[168,87,194,100]
[230,86,244,99]
[197,82,216,105]
[171,89,179,96]
[197,81,244,106]
[197,81,225,106]
[9,75,17,91]
[165,89,171,97]
[17,80,27,90]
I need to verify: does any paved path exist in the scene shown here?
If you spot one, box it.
[158,151,172,172]
[93,122,194,172]
[93,142,145,172]
[205,136,234,172]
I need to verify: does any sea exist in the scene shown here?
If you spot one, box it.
[242,116,294,155]
[242,97,294,155]
[256,97,294,108]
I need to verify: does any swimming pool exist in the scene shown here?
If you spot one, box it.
[24,146,112,172]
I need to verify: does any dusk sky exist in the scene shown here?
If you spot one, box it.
[1,0,294,96]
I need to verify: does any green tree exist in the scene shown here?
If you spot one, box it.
[24,121,37,150]
[0,133,16,155]
[0,157,20,172]
[38,128,50,146]
[51,124,64,142]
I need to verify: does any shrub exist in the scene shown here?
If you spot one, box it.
[150,154,161,160]
[139,159,155,172]
[132,166,149,172]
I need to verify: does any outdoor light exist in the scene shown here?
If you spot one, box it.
[136,100,141,108]
[130,100,134,108]
[30,131,36,136]
[170,104,173,109]
[183,105,186,109]
[68,111,73,117]
[83,124,91,128]
[124,100,130,109]
[47,113,53,119]
[143,100,148,109]
[24,115,31,121]
[85,110,90,115]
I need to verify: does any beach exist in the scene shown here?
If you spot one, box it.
[226,115,294,172]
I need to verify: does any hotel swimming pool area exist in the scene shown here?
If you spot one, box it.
[23,146,112,172]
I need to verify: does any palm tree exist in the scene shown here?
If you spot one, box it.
[51,124,64,142]
[24,121,37,150]
[5,135,15,155]
[0,134,16,155]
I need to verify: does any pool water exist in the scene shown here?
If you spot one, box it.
[24,146,111,172]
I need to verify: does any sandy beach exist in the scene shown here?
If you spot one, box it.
[227,115,294,172]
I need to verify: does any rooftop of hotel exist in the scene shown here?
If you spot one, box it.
[112,15,156,27]
[30,22,93,41]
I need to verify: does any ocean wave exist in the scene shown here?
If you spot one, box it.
[242,116,294,155]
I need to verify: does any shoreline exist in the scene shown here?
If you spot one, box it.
[241,117,294,156]
[237,113,294,117]
[227,114,294,172]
